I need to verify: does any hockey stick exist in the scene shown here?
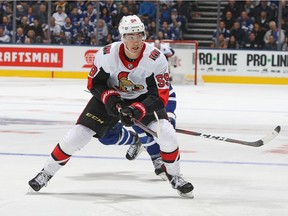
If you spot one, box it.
[175,126,281,147]
[133,120,280,147]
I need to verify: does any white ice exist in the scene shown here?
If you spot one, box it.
[0,77,287,216]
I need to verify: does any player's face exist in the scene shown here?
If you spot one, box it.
[123,33,144,55]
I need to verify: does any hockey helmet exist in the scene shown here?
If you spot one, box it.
[118,15,146,40]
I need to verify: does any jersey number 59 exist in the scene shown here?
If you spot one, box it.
[155,73,169,88]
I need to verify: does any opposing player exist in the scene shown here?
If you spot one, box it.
[28,15,193,198]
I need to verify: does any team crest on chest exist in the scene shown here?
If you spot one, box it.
[116,71,144,92]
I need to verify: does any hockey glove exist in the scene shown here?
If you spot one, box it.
[119,103,146,127]
[101,89,124,117]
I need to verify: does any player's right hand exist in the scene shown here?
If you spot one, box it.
[101,89,124,117]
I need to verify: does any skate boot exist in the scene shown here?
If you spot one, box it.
[28,169,52,192]
[153,158,167,181]
[167,174,194,198]
[126,132,144,160]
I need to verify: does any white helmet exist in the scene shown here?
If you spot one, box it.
[118,15,146,40]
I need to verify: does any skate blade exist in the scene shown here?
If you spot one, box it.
[177,190,194,198]
[157,172,168,181]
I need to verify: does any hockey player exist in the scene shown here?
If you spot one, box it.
[28,15,193,198]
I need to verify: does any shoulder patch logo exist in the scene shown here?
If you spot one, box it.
[149,49,161,61]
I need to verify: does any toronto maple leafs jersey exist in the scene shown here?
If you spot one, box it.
[87,41,170,113]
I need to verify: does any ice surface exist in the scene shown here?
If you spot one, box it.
[0,78,287,216]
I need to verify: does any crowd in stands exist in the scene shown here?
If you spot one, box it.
[0,0,287,51]
[0,0,191,46]
[211,0,288,51]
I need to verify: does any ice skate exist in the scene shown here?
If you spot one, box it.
[28,169,52,192]
[167,174,194,198]
[153,158,167,181]
[125,132,144,160]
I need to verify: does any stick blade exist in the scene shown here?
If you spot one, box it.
[260,125,281,145]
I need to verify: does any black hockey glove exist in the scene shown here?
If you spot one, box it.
[101,89,124,117]
[119,103,146,127]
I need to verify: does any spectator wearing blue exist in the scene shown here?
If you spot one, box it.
[237,11,254,34]
[61,17,77,44]
[15,27,26,44]
[75,0,87,15]
[212,20,230,43]
[83,4,97,27]
[79,16,94,43]
[100,0,118,24]
[100,7,112,28]
[160,20,178,40]
[139,0,155,20]
[169,8,183,39]
[69,6,83,29]
[160,3,170,24]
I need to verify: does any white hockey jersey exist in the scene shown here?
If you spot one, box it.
[88,41,170,106]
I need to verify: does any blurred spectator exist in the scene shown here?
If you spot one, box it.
[230,21,247,48]
[256,10,270,31]
[139,0,155,20]
[75,0,87,15]
[222,0,241,19]
[263,21,285,45]
[0,25,10,43]
[160,20,178,40]
[105,33,113,45]
[169,8,184,38]
[61,17,77,44]
[2,16,13,36]
[210,33,228,49]
[16,4,26,26]
[100,7,112,27]
[116,6,129,24]
[69,6,83,29]
[160,3,170,23]
[15,27,26,44]
[36,4,48,26]
[56,31,70,44]
[222,11,235,31]
[227,35,239,49]
[243,32,262,49]
[264,35,277,50]
[242,0,256,19]
[19,16,30,35]
[52,5,67,26]
[100,0,118,25]
[147,20,157,39]
[83,3,97,26]
[110,24,121,42]
[237,11,254,33]
[25,29,37,44]
[54,0,69,14]
[282,35,288,51]
[124,0,138,15]
[92,19,108,45]
[79,16,94,44]
[212,20,230,43]
[251,22,266,48]
[74,32,85,45]
[49,16,61,44]
[157,30,165,40]
[254,0,275,22]
[26,6,35,26]
[90,36,97,45]
[29,18,44,43]
[171,0,191,19]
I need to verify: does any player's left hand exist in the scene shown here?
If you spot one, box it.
[119,106,142,127]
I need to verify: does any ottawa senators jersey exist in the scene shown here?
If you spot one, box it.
[87,41,170,109]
